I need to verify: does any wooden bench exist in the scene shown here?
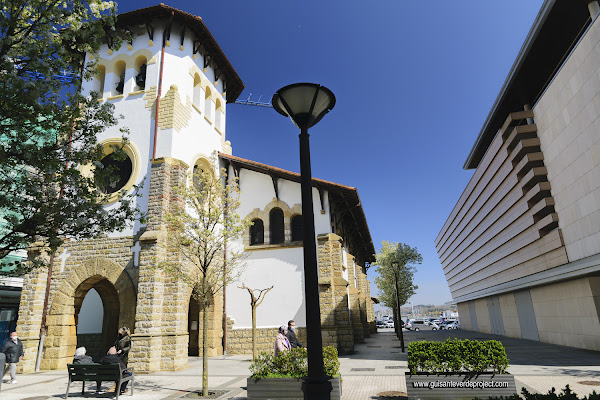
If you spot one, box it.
[66,363,134,399]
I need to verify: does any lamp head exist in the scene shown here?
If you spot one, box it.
[272,83,336,130]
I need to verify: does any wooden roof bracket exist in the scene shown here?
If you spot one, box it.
[163,14,174,43]
[180,25,187,47]
[204,54,211,70]
[146,23,154,41]
[317,187,325,214]
[193,39,205,55]
[270,174,279,200]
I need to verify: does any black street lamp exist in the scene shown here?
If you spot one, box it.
[391,262,406,353]
[272,83,336,400]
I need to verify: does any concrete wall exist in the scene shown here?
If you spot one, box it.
[530,278,600,350]
[534,15,600,262]
[499,293,521,339]
[458,277,600,351]
[457,302,471,330]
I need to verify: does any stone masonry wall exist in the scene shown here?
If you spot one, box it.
[226,321,307,356]
[346,254,365,344]
[17,236,138,373]
[317,233,354,355]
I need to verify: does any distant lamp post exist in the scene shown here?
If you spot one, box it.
[272,83,336,400]
[391,262,406,352]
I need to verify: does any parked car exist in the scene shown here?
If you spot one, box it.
[376,320,386,328]
[405,319,439,331]
[386,321,395,328]
[440,319,457,330]
[446,320,460,330]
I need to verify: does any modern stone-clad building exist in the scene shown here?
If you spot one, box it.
[437,0,600,350]
[16,4,376,373]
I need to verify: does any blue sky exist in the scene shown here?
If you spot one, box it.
[116,0,545,305]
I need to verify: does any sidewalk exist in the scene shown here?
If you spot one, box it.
[2,329,600,399]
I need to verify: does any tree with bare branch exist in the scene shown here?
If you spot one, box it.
[239,284,274,360]
[159,158,251,397]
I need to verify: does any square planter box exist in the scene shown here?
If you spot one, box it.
[405,372,516,400]
[246,376,341,400]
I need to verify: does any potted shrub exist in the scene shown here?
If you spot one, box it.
[405,338,516,400]
[247,346,341,400]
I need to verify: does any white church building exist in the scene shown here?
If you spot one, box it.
[16,4,376,372]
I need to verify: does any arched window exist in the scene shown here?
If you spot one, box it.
[193,164,204,192]
[95,65,106,97]
[215,98,223,131]
[134,56,147,90]
[269,208,284,244]
[291,215,303,242]
[250,219,264,245]
[193,74,202,109]
[204,86,213,120]
[114,60,126,95]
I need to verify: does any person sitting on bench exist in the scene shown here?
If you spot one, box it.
[99,346,131,395]
[72,347,102,394]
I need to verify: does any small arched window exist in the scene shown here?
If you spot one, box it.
[250,219,264,245]
[134,56,147,90]
[114,60,126,95]
[96,65,106,96]
[215,98,223,131]
[193,74,202,109]
[291,215,303,242]
[269,208,284,244]
[193,164,205,192]
[204,86,213,120]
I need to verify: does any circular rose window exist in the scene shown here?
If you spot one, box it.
[95,151,133,194]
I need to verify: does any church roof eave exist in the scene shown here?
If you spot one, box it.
[115,4,244,104]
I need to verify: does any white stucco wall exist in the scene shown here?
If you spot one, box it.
[226,166,333,329]
[80,22,229,237]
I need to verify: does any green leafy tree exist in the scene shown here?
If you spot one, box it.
[374,242,422,322]
[159,160,251,396]
[0,0,141,271]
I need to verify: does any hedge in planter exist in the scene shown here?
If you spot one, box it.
[406,339,515,400]
[247,346,341,400]
[408,338,509,374]
[250,346,339,378]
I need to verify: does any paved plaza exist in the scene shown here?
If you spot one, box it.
[2,329,600,399]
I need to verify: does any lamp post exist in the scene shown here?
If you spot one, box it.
[272,83,336,400]
[391,262,406,352]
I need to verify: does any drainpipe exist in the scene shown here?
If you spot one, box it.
[152,12,173,159]
[589,1,600,19]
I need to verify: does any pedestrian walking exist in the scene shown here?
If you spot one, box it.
[285,320,305,349]
[1,332,23,384]
[114,327,131,366]
[274,325,291,357]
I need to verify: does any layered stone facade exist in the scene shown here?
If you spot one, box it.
[16,158,223,373]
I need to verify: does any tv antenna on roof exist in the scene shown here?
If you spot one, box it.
[234,92,273,108]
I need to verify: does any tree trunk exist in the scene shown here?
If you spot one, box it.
[202,277,209,396]
[251,305,257,360]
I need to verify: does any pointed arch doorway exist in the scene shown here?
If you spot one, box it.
[75,276,120,360]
